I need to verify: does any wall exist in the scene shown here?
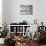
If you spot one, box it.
[0,0,2,27]
[2,0,8,24]
[7,0,38,24]
[2,0,46,26]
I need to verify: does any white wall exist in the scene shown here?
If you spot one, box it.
[3,0,46,26]
[2,0,8,24]
[0,0,2,27]
[7,0,38,24]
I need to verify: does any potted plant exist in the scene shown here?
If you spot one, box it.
[0,23,9,44]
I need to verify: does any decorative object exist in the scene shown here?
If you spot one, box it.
[26,27,32,40]
[0,23,9,38]
[34,19,37,24]
[0,22,9,44]
[0,38,5,44]
[20,5,33,15]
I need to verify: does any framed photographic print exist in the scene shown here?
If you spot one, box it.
[20,5,33,15]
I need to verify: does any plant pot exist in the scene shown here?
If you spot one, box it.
[0,38,5,44]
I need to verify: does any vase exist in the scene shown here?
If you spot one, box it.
[0,38,5,44]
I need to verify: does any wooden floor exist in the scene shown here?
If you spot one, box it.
[40,45,46,46]
[0,44,46,46]
[0,44,4,46]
